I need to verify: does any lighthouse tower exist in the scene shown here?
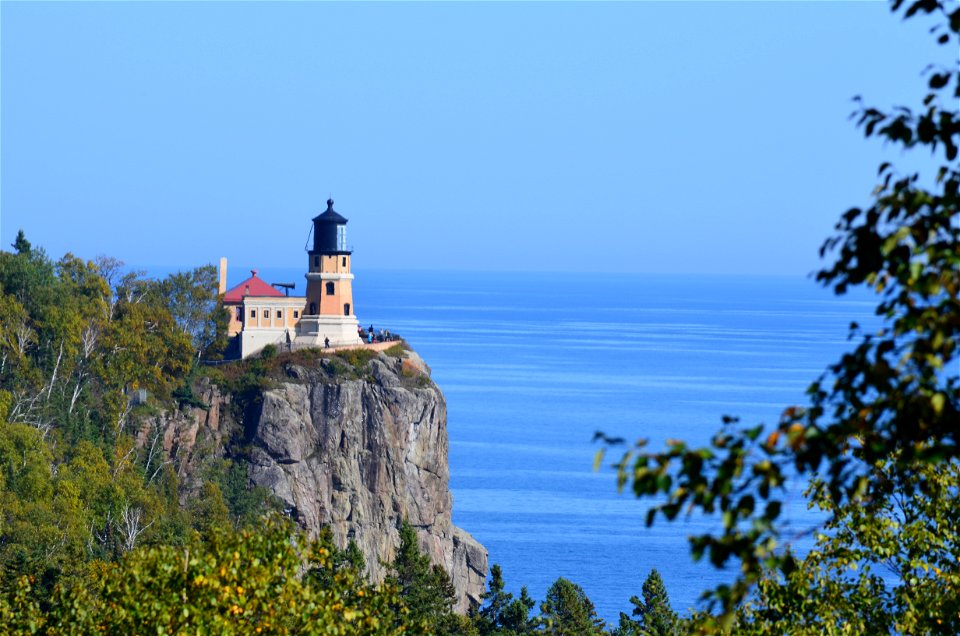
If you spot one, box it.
[296,199,363,347]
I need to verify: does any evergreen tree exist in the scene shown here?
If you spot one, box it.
[476,564,536,635]
[503,586,537,635]
[478,564,510,633]
[539,577,605,635]
[11,229,30,254]
[386,520,461,635]
[307,526,369,590]
[614,569,680,636]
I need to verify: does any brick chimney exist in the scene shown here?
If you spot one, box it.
[218,257,228,295]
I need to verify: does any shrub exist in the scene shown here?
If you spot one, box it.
[0,515,411,635]
[337,348,376,370]
[383,343,405,358]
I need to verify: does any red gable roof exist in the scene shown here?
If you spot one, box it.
[223,270,285,303]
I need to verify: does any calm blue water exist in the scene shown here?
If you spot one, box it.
[216,266,876,621]
[354,270,877,621]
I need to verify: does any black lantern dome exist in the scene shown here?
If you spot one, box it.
[310,199,350,254]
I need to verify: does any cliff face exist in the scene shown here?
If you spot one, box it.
[147,348,487,612]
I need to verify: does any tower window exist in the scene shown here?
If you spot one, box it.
[294,310,299,318]
[309,302,317,315]
[342,257,346,267]
[313,256,319,267]
[344,303,350,316]
[326,282,335,295]
[235,307,242,321]
[276,310,282,319]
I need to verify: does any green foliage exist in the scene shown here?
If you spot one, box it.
[386,520,462,635]
[0,242,238,599]
[539,577,606,635]
[596,0,960,625]
[172,368,210,410]
[187,481,232,536]
[326,357,351,377]
[11,230,31,255]
[0,515,410,635]
[337,347,377,371]
[156,264,223,358]
[308,527,368,589]
[205,457,279,528]
[734,456,960,636]
[614,570,680,636]
[383,343,406,358]
[218,352,276,420]
[0,422,169,602]
[475,564,537,636]
[205,296,232,361]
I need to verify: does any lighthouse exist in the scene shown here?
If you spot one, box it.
[296,199,363,347]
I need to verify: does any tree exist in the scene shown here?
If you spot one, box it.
[614,569,680,636]
[0,241,240,599]
[307,526,368,590]
[11,230,30,255]
[539,577,605,635]
[0,515,410,635]
[734,456,960,636]
[475,564,537,636]
[386,520,463,635]
[156,265,223,358]
[596,0,959,626]
[186,481,231,536]
[477,564,511,633]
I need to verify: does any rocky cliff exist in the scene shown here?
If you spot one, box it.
[145,346,487,612]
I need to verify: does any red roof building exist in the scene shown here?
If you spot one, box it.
[223,270,285,304]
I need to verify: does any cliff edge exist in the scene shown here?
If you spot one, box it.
[148,346,488,612]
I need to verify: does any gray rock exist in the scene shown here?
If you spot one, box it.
[145,348,487,612]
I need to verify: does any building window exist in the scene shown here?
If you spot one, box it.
[326,282,335,295]
[235,307,242,321]
[313,256,319,267]
[250,309,256,318]
[309,302,317,315]
[276,310,282,319]
[293,310,299,318]
[343,303,350,316]
[342,257,346,267]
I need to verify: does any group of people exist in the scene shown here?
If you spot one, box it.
[360,324,396,344]
[319,325,397,349]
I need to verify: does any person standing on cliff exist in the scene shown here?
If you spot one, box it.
[324,336,330,349]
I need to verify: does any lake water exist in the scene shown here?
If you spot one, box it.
[225,267,877,622]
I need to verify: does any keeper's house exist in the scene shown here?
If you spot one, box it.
[219,199,363,359]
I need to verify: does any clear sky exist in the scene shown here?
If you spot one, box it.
[0,2,947,275]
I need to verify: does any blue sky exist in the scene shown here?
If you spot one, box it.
[0,2,946,275]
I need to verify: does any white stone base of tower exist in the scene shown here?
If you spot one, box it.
[295,315,363,349]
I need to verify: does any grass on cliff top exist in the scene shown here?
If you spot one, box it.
[382,342,406,358]
[200,343,402,391]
